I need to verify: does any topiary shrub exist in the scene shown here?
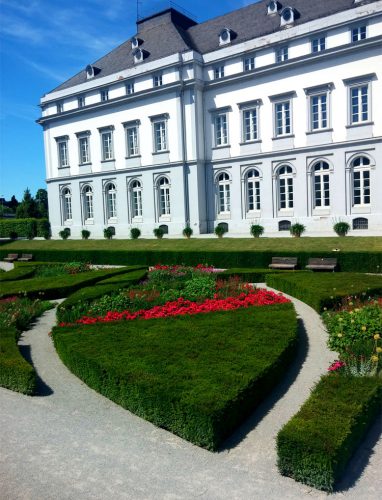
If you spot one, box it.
[25,226,36,240]
[81,229,91,240]
[9,231,18,240]
[290,223,306,238]
[103,227,115,240]
[59,228,70,240]
[183,226,193,239]
[214,225,227,238]
[333,222,350,237]
[130,227,141,240]
[153,227,164,239]
[250,224,264,238]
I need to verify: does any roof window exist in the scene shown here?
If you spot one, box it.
[131,37,142,49]
[280,7,296,27]
[219,28,233,45]
[267,1,281,15]
[86,65,100,79]
[133,48,149,64]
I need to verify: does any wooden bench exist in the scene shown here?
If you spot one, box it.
[3,253,19,262]
[305,258,337,272]
[18,254,33,262]
[268,257,298,270]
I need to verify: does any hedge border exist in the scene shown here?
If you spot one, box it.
[0,218,50,238]
[277,374,382,492]
[0,266,37,282]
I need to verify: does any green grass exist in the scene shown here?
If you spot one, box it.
[219,268,306,282]
[277,374,382,492]
[266,273,382,312]
[0,266,37,282]
[53,302,297,450]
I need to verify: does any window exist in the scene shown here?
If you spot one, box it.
[153,73,163,87]
[311,36,326,53]
[280,7,295,27]
[313,161,330,208]
[56,138,69,168]
[352,156,370,206]
[214,65,225,79]
[275,46,288,63]
[100,89,109,102]
[83,185,94,220]
[217,172,231,214]
[242,108,258,142]
[244,55,255,71]
[100,128,114,160]
[56,101,63,113]
[277,166,294,210]
[350,85,369,124]
[214,112,228,146]
[353,217,368,230]
[246,169,261,211]
[78,96,85,108]
[62,188,72,221]
[278,220,291,231]
[130,180,143,218]
[78,136,90,164]
[158,177,170,216]
[126,81,134,95]
[351,25,366,42]
[219,28,232,45]
[105,183,117,219]
[126,125,139,157]
[275,101,291,136]
[310,94,328,130]
[153,120,167,152]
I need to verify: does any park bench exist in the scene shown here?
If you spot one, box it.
[305,258,337,272]
[3,254,19,262]
[268,257,298,270]
[18,254,34,262]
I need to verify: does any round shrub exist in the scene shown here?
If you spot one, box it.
[59,228,70,240]
[153,227,164,239]
[214,225,227,238]
[250,224,264,238]
[81,229,91,240]
[333,221,350,237]
[290,223,305,238]
[130,227,141,240]
[9,231,18,240]
[25,226,36,240]
[42,229,51,240]
[183,226,193,239]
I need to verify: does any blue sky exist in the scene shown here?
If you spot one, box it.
[0,0,255,200]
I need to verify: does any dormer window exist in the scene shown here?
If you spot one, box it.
[267,1,281,15]
[131,37,142,49]
[219,28,232,45]
[133,48,148,64]
[85,65,100,79]
[280,7,296,27]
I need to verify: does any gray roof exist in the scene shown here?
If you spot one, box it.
[50,0,378,94]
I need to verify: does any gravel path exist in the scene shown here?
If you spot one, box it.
[0,290,381,500]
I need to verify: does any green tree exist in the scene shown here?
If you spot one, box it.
[16,188,38,218]
[8,195,19,211]
[35,188,48,218]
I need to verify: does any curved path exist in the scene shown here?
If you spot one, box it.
[1,290,381,500]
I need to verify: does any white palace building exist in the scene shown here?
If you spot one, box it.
[38,0,382,238]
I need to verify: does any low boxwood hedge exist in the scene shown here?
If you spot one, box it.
[218,268,306,283]
[0,327,36,395]
[0,266,37,282]
[277,374,382,492]
[266,272,382,312]
[53,302,297,450]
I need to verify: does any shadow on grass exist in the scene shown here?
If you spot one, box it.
[220,317,309,451]
[18,344,53,396]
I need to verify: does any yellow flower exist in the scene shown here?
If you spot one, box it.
[376,347,382,353]
[337,333,343,338]
[349,302,353,306]
[371,355,379,363]
[374,334,381,340]
[351,319,355,323]
[355,308,360,312]
[361,326,367,332]
[338,318,343,322]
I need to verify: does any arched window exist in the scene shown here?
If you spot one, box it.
[83,185,94,220]
[158,177,170,216]
[353,217,368,230]
[352,156,370,206]
[130,180,142,218]
[246,169,261,212]
[217,172,231,214]
[277,165,293,210]
[62,187,72,221]
[159,224,168,234]
[278,220,291,231]
[105,182,117,219]
[313,161,330,208]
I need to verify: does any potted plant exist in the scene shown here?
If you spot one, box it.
[290,223,306,238]
[214,225,227,238]
[130,227,141,239]
[333,221,350,237]
[250,224,264,238]
[153,227,164,239]
[183,225,193,239]
[103,227,115,240]
[81,229,91,240]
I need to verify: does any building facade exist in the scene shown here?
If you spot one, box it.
[38,0,382,238]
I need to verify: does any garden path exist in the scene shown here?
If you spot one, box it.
[0,289,381,500]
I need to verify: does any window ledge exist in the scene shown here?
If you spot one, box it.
[212,145,231,150]
[346,121,374,129]
[101,159,115,163]
[272,135,295,141]
[240,140,262,145]
[125,155,141,159]
[79,162,92,166]
[58,165,70,169]
[132,217,143,223]
[306,128,333,135]
[84,219,94,225]
[159,215,171,221]
[217,213,231,220]
[152,150,170,155]
[63,220,73,225]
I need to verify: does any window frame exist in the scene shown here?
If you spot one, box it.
[343,74,375,127]
[275,45,288,63]
[214,112,229,147]
[153,72,163,87]
[274,100,292,137]
[352,156,371,207]
[243,54,255,72]
[82,185,94,222]
[100,89,109,102]
[105,182,117,220]
[126,81,135,95]
[351,24,367,43]
[277,165,294,211]
[213,65,225,79]
[75,131,91,165]
[77,96,85,108]
[99,126,114,161]
[56,101,64,114]
[123,120,140,158]
[304,83,333,133]
[311,35,326,53]
[129,179,143,220]
[55,136,70,168]
[157,176,171,219]
[312,161,331,209]
[216,172,231,216]
[61,187,72,222]
[245,169,261,213]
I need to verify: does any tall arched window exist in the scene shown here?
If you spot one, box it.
[105,182,117,219]
[246,169,261,212]
[313,161,330,208]
[62,187,72,221]
[82,185,94,220]
[352,156,370,206]
[277,165,293,210]
[158,177,170,216]
[130,179,143,218]
[217,172,231,214]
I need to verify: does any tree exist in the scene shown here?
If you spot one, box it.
[16,188,38,218]
[35,188,49,218]
[8,195,19,210]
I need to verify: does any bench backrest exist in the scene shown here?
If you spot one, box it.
[271,257,298,265]
[7,254,18,258]
[21,254,33,258]
[307,258,337,266]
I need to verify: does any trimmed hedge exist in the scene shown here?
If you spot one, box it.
[0,266,37,282]
[0,267,131,300]
[53,303,297,450]
[277,374,382,492]
[0,327,36,395]
[218,268,306,283]
[1,248,381,273]
[0,218,50,238]
[266,272,382,312]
